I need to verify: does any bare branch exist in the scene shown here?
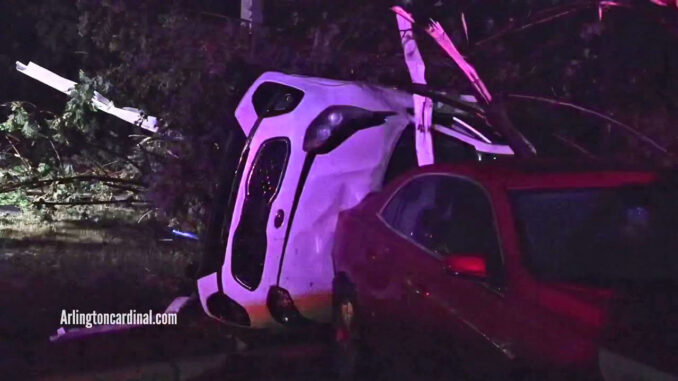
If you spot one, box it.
[0,175,146,194]
[47,138,63,168]
[88,142,143,173]
[552,133,599,159]
[4,136,32,172]
[102,182,145,194]
[508,93,671,156]
[471,1,592,51]
[34,199,149,206]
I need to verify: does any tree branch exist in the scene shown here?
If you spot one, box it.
[470,1,593,51]
[0,175,146,194]
[34,199,149,206]
[88,142,143,173]
[102,182,145,194]
[507,93,670,156]
[47,138,63,168]
[552,133,599,159]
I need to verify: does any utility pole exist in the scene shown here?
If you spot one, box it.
[241,0,263,28]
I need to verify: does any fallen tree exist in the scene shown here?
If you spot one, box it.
[3,0,677,229]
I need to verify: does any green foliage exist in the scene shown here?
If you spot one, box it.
[2,0,677,229]
[0,103,40,138]
[0,70,146,218]
[50,71,111,136]
[0,191,31,210]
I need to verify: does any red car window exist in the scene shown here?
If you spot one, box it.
[381,174,504,281]
[382,127,478,187]
[512,183,678,283]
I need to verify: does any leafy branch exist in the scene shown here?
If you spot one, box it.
[0,175,145,194]
[34,198,149,206]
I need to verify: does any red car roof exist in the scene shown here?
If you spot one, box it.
[407,159,661,190]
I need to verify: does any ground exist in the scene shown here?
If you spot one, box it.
[0,214,469,380]
[0,215,337,380]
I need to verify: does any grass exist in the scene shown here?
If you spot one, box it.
[0,212,198,378]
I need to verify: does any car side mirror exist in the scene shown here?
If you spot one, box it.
[443,255,488,279]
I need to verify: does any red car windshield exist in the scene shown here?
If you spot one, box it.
[511,182,678,284]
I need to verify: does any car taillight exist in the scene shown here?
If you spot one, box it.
[302,105,394,154]
[266,286,309,326]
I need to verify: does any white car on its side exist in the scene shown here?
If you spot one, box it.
[196,71,513,329]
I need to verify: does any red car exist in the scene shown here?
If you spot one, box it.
[331,160,678,380]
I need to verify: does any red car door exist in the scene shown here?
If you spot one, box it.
[378,174,515,373]
[343,210,416,339]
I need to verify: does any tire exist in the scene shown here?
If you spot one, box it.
[332,275,363,380]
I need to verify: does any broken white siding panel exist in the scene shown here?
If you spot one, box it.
[425,21,493,104]
[16,61,158,133]
[395,11,435,166]
[16,61,77,94]
[434,125,514,155]
[391,6,493,105]
[412,94,434,165]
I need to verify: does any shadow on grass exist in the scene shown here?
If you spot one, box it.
[0,218,200,378]
[0,218,342,380]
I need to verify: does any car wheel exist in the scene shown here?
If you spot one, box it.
[332,275,364,380]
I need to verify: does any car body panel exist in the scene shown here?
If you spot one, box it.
[277,114,411,322]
